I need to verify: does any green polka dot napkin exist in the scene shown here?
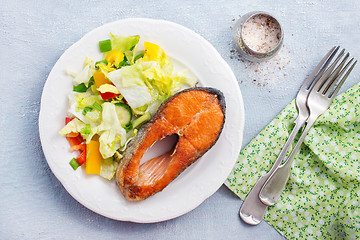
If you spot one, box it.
[226,83,360,240]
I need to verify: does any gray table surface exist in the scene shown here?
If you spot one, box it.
[1,0,360,239]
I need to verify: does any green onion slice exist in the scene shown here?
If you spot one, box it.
[82,106,93,116]
[99,39,112,52]
[92,102,102,111]
[69,158,80,170]
[80,124,92,138]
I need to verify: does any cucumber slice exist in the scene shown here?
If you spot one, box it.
[115,103,132,126]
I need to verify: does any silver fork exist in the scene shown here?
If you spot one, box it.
[259,51,357,206]
[239,46,340,225]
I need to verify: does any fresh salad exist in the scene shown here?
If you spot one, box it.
[59,34,197,180]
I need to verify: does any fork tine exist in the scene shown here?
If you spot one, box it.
[327,59,357,99]
[320,52,350,94]
[301,46,340,90]
[302,46,339,91]
[314,48,345,92]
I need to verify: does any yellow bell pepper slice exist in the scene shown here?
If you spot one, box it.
[98,64,116,75]
[93,71,111,88]
[105,50,124,67]
[85,140,102,174]
[143,41,167,63]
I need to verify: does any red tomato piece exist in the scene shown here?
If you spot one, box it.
[76,143,86,152]
[65,117,74,125]
[66,135,85,151]
[76,148,86,165]
[99,91,120,100]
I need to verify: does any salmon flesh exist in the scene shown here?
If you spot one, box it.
[116,87,226,201]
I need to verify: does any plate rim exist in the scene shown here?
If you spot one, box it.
[39,17,244,223]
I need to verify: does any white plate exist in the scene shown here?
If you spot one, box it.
[39,18,244,223]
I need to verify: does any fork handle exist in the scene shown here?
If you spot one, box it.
[268,116,307,171]
[259,116,317,206]
[239,116,306,225]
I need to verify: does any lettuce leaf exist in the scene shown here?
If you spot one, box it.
[120,62,145,87]
[124,42,140,65]
[146,100,162,116]
[108,55,197,111]
[67,93,88,123]
[73,61,96,86]
[100,157,119,180]
[96,102,126,158]
[74,91,101,110]
[107,67,153,109]
[59,118,86,136]
[141,43,196,98]
[110,34,140,53]
[67,90,103,124]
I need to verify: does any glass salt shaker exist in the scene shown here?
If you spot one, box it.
[232,11,284,62]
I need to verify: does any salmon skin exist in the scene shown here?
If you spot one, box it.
[116,87,226,201]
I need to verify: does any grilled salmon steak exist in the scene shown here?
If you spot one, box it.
[116,87,226,201]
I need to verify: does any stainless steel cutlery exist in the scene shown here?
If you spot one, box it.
[239,47,357,225]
